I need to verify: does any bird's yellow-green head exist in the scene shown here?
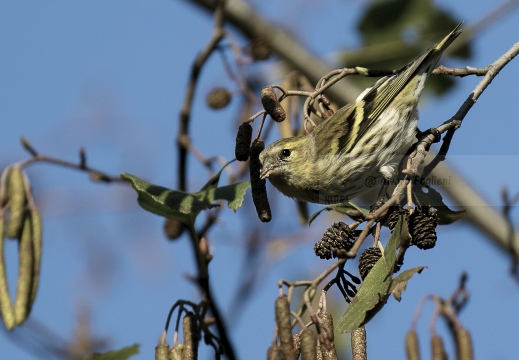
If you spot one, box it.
[259,135,317,201]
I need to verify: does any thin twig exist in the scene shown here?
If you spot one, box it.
[18,138,125,184]
[177,1,226,192]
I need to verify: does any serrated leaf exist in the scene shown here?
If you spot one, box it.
[121,173,207,223]
[336,217,411,333]
[121,173,250,225]
[85,344,139,360]
[389,266,426,301]
[414,184,465,224]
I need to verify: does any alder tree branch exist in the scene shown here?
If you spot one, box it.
[186,0,517,101]
[177,1,226,193]
[18,137,125,184]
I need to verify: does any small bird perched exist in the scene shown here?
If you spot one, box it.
[259,25,462,205]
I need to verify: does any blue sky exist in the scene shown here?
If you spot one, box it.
[1,1,519,359]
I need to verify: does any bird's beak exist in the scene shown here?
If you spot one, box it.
[259,166,269,180]
[259,158,270,180]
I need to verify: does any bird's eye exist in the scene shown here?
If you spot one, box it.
[280,149,291,158]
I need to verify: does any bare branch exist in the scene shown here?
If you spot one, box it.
[177,0,226,192]
[18,138,125,184]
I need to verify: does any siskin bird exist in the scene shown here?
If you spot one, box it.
[259,25,462,205]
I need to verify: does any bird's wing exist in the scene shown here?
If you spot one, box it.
[337,24,462,154]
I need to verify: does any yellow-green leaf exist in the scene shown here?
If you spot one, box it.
[120,173,250,226]
[337,217,422,333]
